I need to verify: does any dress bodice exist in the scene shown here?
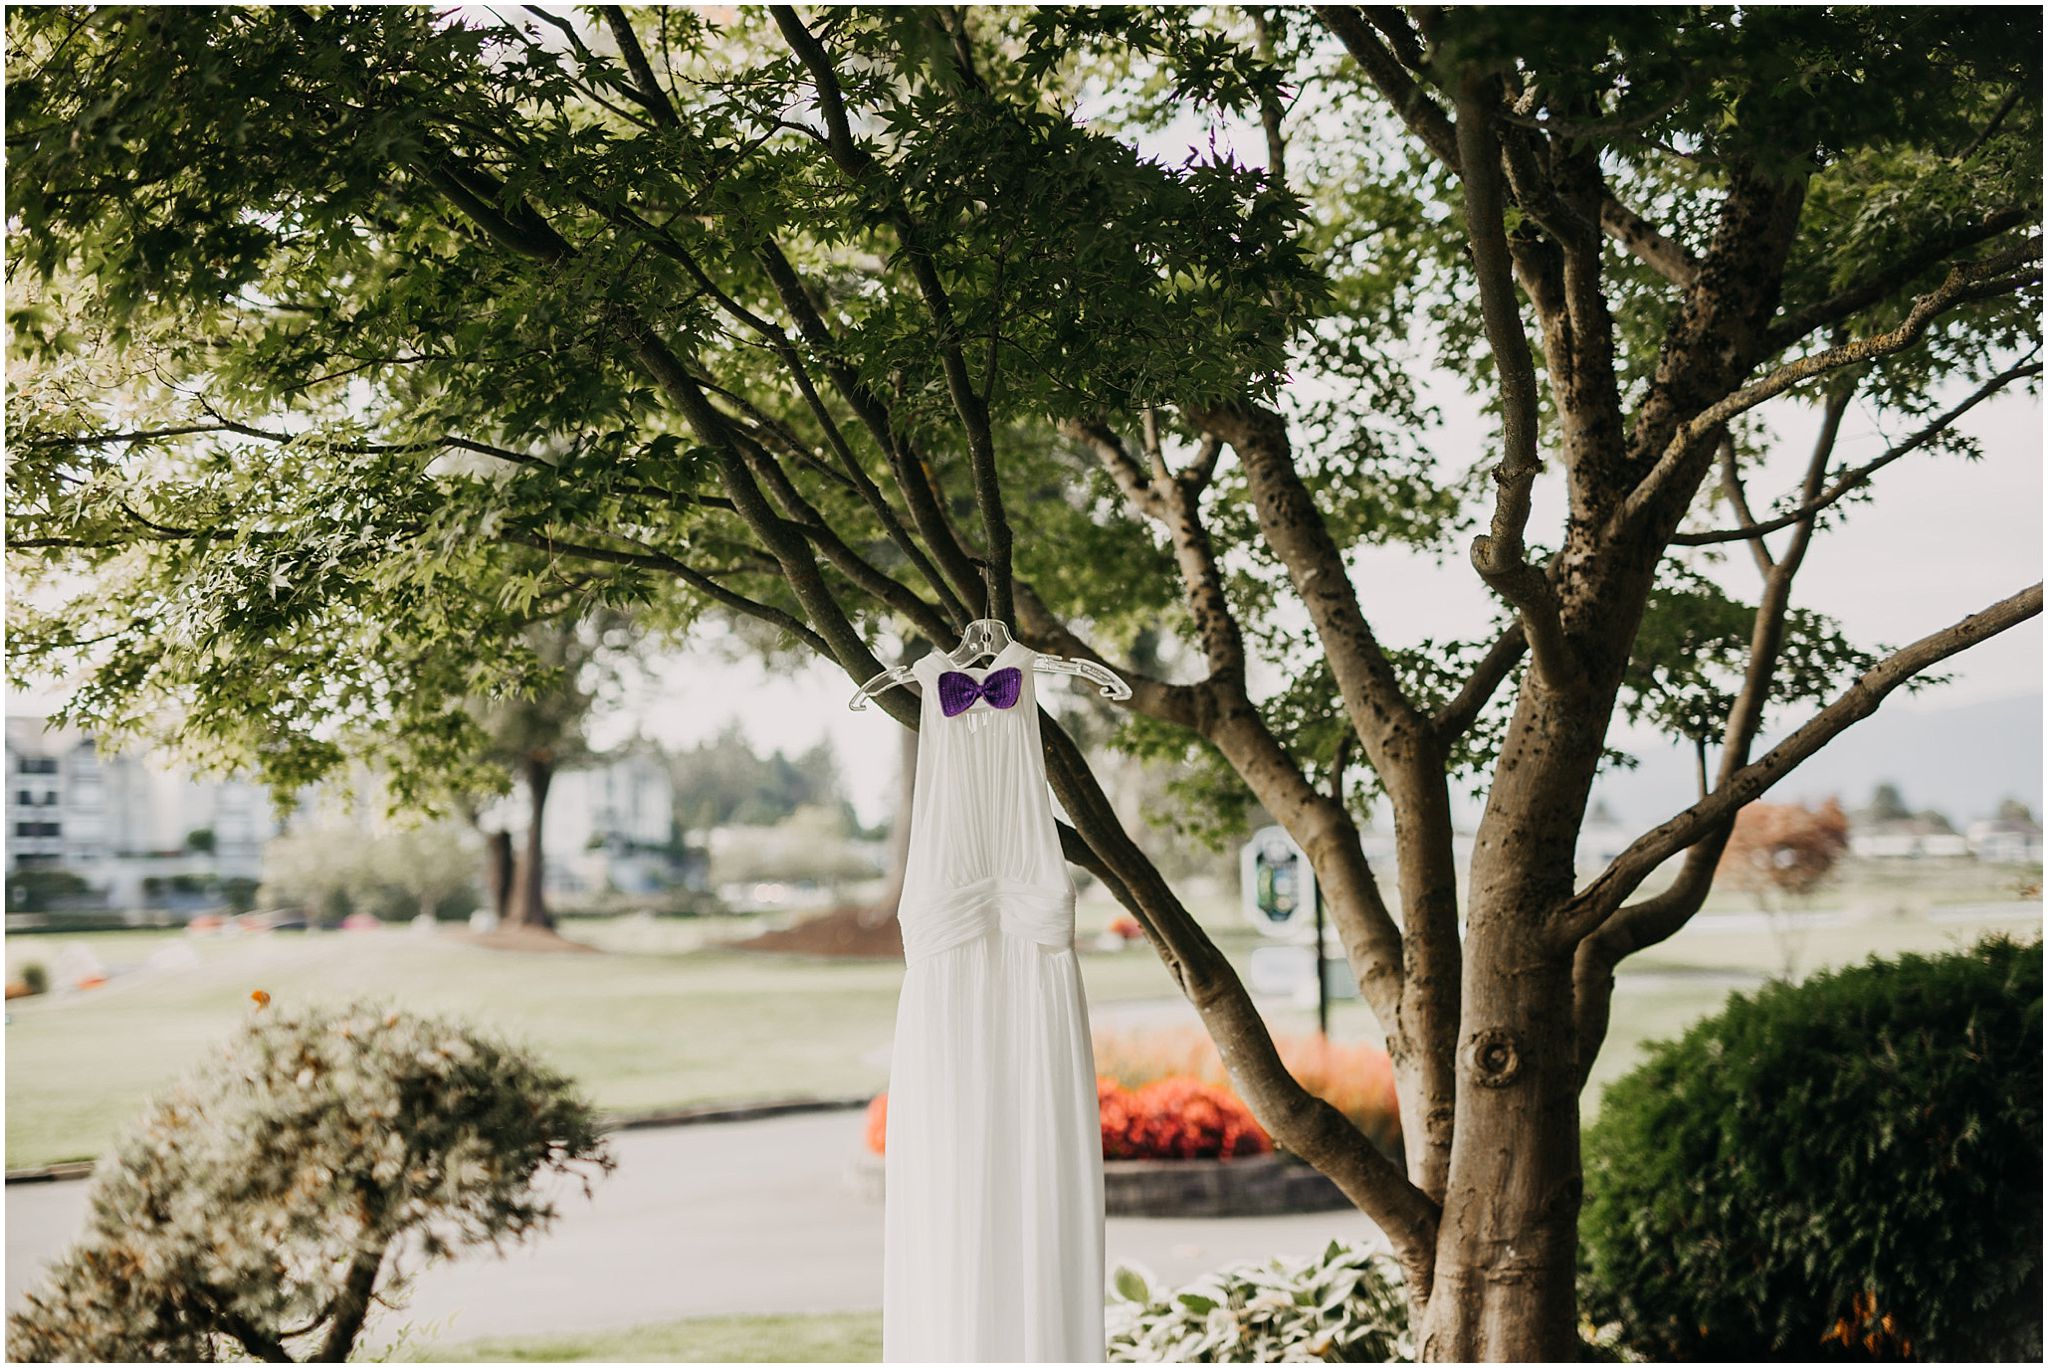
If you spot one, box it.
[896,643,1076,964]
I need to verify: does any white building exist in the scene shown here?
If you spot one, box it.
[1966,818,2045,865]
[1850,819,1974,860]
[6,715,277,909]
[470,745,687,899]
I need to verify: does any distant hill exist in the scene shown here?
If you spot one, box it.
[1586,692,2044,832]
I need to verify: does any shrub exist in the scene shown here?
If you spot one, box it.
[1094,1026,1402,1159]
[1580,935,2042,1362]
[1106,1239,1410,1362]
[8,998,616,1362]
[20,962,48,995]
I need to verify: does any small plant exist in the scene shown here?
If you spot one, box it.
[8,998,616,1361]
[20,962,48,995]
[1106,1240,1411,1362]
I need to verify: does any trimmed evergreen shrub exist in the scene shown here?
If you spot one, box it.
[1580,935,2042,1361]
[9,999,615,1361]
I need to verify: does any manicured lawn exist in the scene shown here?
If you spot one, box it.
[410,1311,882,1362]
[2,898,1192,1169]
[5,863,2036,1167]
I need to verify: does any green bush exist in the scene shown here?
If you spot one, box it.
[8,999,615,1362]
[19,962,48,995]
[9,867,94,912]
[1105,1240,1410,1362]
[1581,935,2042,1362]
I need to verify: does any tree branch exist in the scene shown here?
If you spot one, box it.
[1433,620,1528,738]
[1763,205,2038,351]
[1314,5,1460,170]
[599,6,679,127]
[1455,70,1580,692]
[502,529,831,657]
[1599,192,1699,287]
[770,5,1014,623]
[1558,581,2044,944]
[1572,384,1850,1079]
[1621,237,2042,528]
[1673,355,2042,547]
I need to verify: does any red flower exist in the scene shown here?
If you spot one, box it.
[1100,1075,1271,1160]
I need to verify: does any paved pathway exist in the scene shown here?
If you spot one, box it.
[6,1110,1384,1356]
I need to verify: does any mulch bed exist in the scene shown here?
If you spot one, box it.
[730,903,904,959]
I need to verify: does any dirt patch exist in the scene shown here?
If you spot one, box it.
[730,904,903,959]
[456,924,603,954]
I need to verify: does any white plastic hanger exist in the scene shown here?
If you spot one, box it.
[847,618,1133,711]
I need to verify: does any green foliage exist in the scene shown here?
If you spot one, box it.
[1620,565,1886,747]
[3,7,2036,924]
[7,998,616,1362]
[667,725,849,834]
[1580,935,2043,1362]
[20,961,50,995]
[1105,1240,1411,1362]
[709,804,875,889]
[7,866,95,912]
[262,822,479,924]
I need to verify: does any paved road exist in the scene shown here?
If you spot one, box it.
[6,1110,1385,1355]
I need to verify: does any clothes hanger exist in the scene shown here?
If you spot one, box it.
[847,618,1133,711]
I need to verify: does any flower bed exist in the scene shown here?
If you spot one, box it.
[854,1030,1388,1216]
[862,1075,1269,1162]
[1094,1026,1403,1160]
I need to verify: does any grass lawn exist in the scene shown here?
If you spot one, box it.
[5,861,2037,1167]
[409,1311,883,1362]
[2,898,1192,1169]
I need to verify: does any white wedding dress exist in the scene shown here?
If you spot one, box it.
[882,641,1106,1362]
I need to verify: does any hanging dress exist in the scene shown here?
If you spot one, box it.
[881,640,1106,1362]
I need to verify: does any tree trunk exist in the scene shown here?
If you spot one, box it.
[507,756,554,930]
[482,827,514,921]
[1416,942,1583,1360]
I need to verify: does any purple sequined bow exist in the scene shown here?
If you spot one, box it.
[937,667,1022,717]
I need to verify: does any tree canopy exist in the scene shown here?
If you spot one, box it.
[8,6,2040,1355]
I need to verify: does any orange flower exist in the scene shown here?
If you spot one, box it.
[250,989,271,1008]
[864,1092,888,1155]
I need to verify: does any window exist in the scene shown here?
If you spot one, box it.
[14,820,59,838]
[15,791,31,807]
[15,757,58,775]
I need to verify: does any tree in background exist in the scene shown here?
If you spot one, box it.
[1866,780,1914,824]
[1997,796,2039,826]
[261,823,477,924]
[8,8,2039,1354]
[667,725,849,834]
[372,823,481,923]
[1717,797,1852,976]
[468,615,627,931]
